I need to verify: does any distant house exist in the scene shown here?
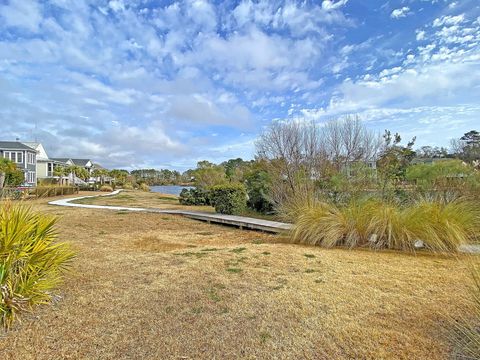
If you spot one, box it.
[411,157,450,165]
[22,142,67,180]
[342,159,377,178]
[0,141,37,186]
[2,139,107,187]
[51,158,96,185]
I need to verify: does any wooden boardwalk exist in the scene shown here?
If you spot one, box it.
[49,190,292,233]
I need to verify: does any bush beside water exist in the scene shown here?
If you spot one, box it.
[210,184,247,215]
[179,188,211,206]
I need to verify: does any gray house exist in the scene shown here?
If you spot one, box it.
[0,141,37,186]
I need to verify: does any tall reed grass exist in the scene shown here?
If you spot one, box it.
[452,261,480,359]
[0,202,74,328]
[290,198,480,252]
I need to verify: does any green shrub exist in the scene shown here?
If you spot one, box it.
[179,188,210,205]
[139,183,150,192]
[210,184,247,215]
[0,203,74,328]
[122,183,134,190]
[100,185,113,192]
[244,169,274,213]
[179,188,210,206]
[4,169,24,187]
[291,198,480,252]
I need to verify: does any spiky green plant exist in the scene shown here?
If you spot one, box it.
[0,202,74,328]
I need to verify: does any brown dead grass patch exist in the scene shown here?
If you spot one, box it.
[71,189,215,212]
[133,236,188,252]
[0,193,474,359]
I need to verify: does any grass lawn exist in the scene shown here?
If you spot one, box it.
[72,190,281,221]
[71,190,215,213]
[0,192,475,359]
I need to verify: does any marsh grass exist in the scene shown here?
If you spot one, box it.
[452,261,480,359]
[291,198,480,252]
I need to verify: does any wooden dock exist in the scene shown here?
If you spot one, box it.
[49,191,292,233]
[160,209,292,233]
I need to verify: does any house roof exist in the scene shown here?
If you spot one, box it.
[50,158,93,167]
[51,158,72,163]
[71,159,92,167]
[0,141,36,151]
[38,158,68,164]
[21,142,50,160]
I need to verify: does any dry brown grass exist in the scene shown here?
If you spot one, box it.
[72,190,215,212]
[0,192,474,359]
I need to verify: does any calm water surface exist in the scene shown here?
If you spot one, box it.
[150,185,194,196]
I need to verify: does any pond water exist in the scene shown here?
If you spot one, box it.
[150,185,194,196]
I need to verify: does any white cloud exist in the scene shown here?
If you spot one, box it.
[0,0,43,32]
[321,0,348,11]
[231,0,350,36]
[416,30,426,41]
[108,0,125,12]
[433,14,465,27]
[391,7,411,19]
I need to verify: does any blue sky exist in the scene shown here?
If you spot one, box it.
[0,0,479,170]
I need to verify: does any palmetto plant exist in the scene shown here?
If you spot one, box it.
[0,202,74,328]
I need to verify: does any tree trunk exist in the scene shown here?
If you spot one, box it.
[0,172,5,189]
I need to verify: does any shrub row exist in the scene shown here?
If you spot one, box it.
[33,186,78,197]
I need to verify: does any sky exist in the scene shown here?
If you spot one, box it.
[0,0,479,170]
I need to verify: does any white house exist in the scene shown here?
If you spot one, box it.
[22,142,68,181]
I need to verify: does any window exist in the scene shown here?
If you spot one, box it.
[27,152,36,164]
[27,171,35,184]
[4,151,24,163]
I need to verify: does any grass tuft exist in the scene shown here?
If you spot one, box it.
[226,267,242,273]
[452,261,480,359]
[291,198,480,252]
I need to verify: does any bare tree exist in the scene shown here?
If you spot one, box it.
[256,120,326,204]
[256,115,382,206]
[323,115,382,169]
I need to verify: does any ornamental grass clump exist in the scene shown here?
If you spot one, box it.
[0,202,74,329]
[405,200,480,252]
[453,261,480,359]
[290,198,480,252]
